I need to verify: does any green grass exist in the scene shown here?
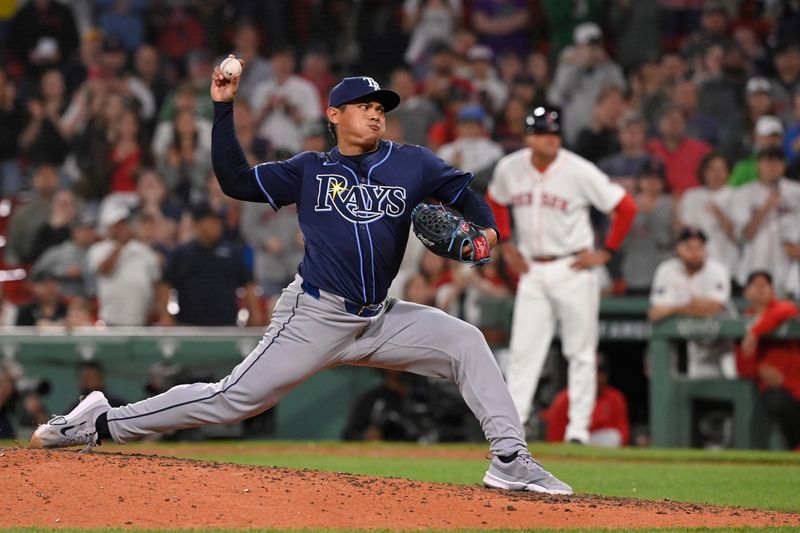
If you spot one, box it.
[108,441,800,513]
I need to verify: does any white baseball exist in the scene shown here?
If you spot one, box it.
[220,57,242,80]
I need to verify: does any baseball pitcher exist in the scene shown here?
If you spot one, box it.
[31,60,572,495]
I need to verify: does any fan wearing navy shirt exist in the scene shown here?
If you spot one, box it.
[31,59,573,496]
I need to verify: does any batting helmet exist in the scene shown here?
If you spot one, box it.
[524,106,561,135]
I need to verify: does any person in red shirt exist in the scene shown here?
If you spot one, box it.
[541,357,630,447]
[736,270,800,450]
[646,105,713,195]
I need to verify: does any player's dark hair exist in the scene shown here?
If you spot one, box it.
[77,360,104,374]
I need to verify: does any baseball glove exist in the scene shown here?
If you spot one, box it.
[411,203,491,264]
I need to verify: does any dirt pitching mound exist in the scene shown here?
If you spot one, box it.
[1,447,798,530]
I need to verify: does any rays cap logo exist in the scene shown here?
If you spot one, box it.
[328,76,401,112]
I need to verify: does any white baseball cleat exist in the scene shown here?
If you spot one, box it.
[30,391,110,451]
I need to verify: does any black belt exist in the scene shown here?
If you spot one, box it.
[301,280,384,318]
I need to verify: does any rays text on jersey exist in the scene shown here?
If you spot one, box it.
[315,174,407,223]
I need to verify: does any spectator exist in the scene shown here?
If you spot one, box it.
[6,0,79,76]
[0,68,24,197]
[541,356,629,447]
[388,66,440,147]
[470,0,530,58]
[620,159,673,294]
[0,366,15,438]
[250,48,322,154]
[673,78,719,147]
[783,89,800,167]
[94,0,147,53]
[436,104,504,192]
[493,96,527,154]
[736,270,800,450]
[88,205,160,326]
[729,115,784,187]
[15,270,67,327]
[157,203,263,327]
[18,68,72,165]
[97,36,157,125]
[29,188,78,263]
[64,296,95,328]
[646,105,712,194]
[69,361,127,410]
[299,119,330,153]
[133,44,169,126]
[548,22,626,146]
[30,212,98,298]
[239,203,303,302]
[723,78,778,167]
[769,41,800,123]
[682,1,733,61]
[573,86,626,163]
[648,227,736,378]
[677,153,738,282]
[599,111,651,194]
[466,44,508,115]
[4,163,60,266]
[156,108,212,206]
[106,109,147,195]
[227,23,273,105]
[155,5,205,67]
[608,0,661,72]
[152,83,213,172]
[300,49,336,113]
[732,146,800,296]
[540,0,603,62]
[629,53,669,131]
[402,0,462,72]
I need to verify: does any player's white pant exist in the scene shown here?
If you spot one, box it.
[504,257,599,443]
[105,274,527,456]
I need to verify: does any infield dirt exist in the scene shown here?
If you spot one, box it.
[1,447,798,530]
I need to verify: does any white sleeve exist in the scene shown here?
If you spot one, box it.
[706,263,731,304]
[578,159,625,213]
[676,192,694,227]
[487,157,512,205]
[729,185,756,238]
[87,242,111,273]
[649,263,675,307]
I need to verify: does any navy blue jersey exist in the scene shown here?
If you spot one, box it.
[211,102,497,306]
[255,141,472,304]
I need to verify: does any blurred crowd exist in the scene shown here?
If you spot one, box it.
[2,0,800,445]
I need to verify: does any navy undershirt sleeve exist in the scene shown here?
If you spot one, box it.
[451,187,500,240]
[211,101,265,202]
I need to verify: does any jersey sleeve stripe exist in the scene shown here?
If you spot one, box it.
[445,172,476,206]
[253,164,279,211]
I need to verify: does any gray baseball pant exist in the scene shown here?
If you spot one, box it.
[106,274,527,456]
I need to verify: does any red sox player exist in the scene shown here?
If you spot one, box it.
[487,106,637,443]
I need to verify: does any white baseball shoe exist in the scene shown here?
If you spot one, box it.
[30,391,110,451]
[483,450,573,495]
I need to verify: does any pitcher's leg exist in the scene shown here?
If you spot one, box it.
[349,302,526,456]
[107,285,348,443]
[505,272,555,425]
[553,267,599,443]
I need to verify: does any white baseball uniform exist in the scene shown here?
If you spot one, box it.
[649,257,736,378]
[488,147,625,443]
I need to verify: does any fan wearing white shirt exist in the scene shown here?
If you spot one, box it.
[677,153,739,280]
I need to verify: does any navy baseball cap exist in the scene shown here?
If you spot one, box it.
[328,76,401,112]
